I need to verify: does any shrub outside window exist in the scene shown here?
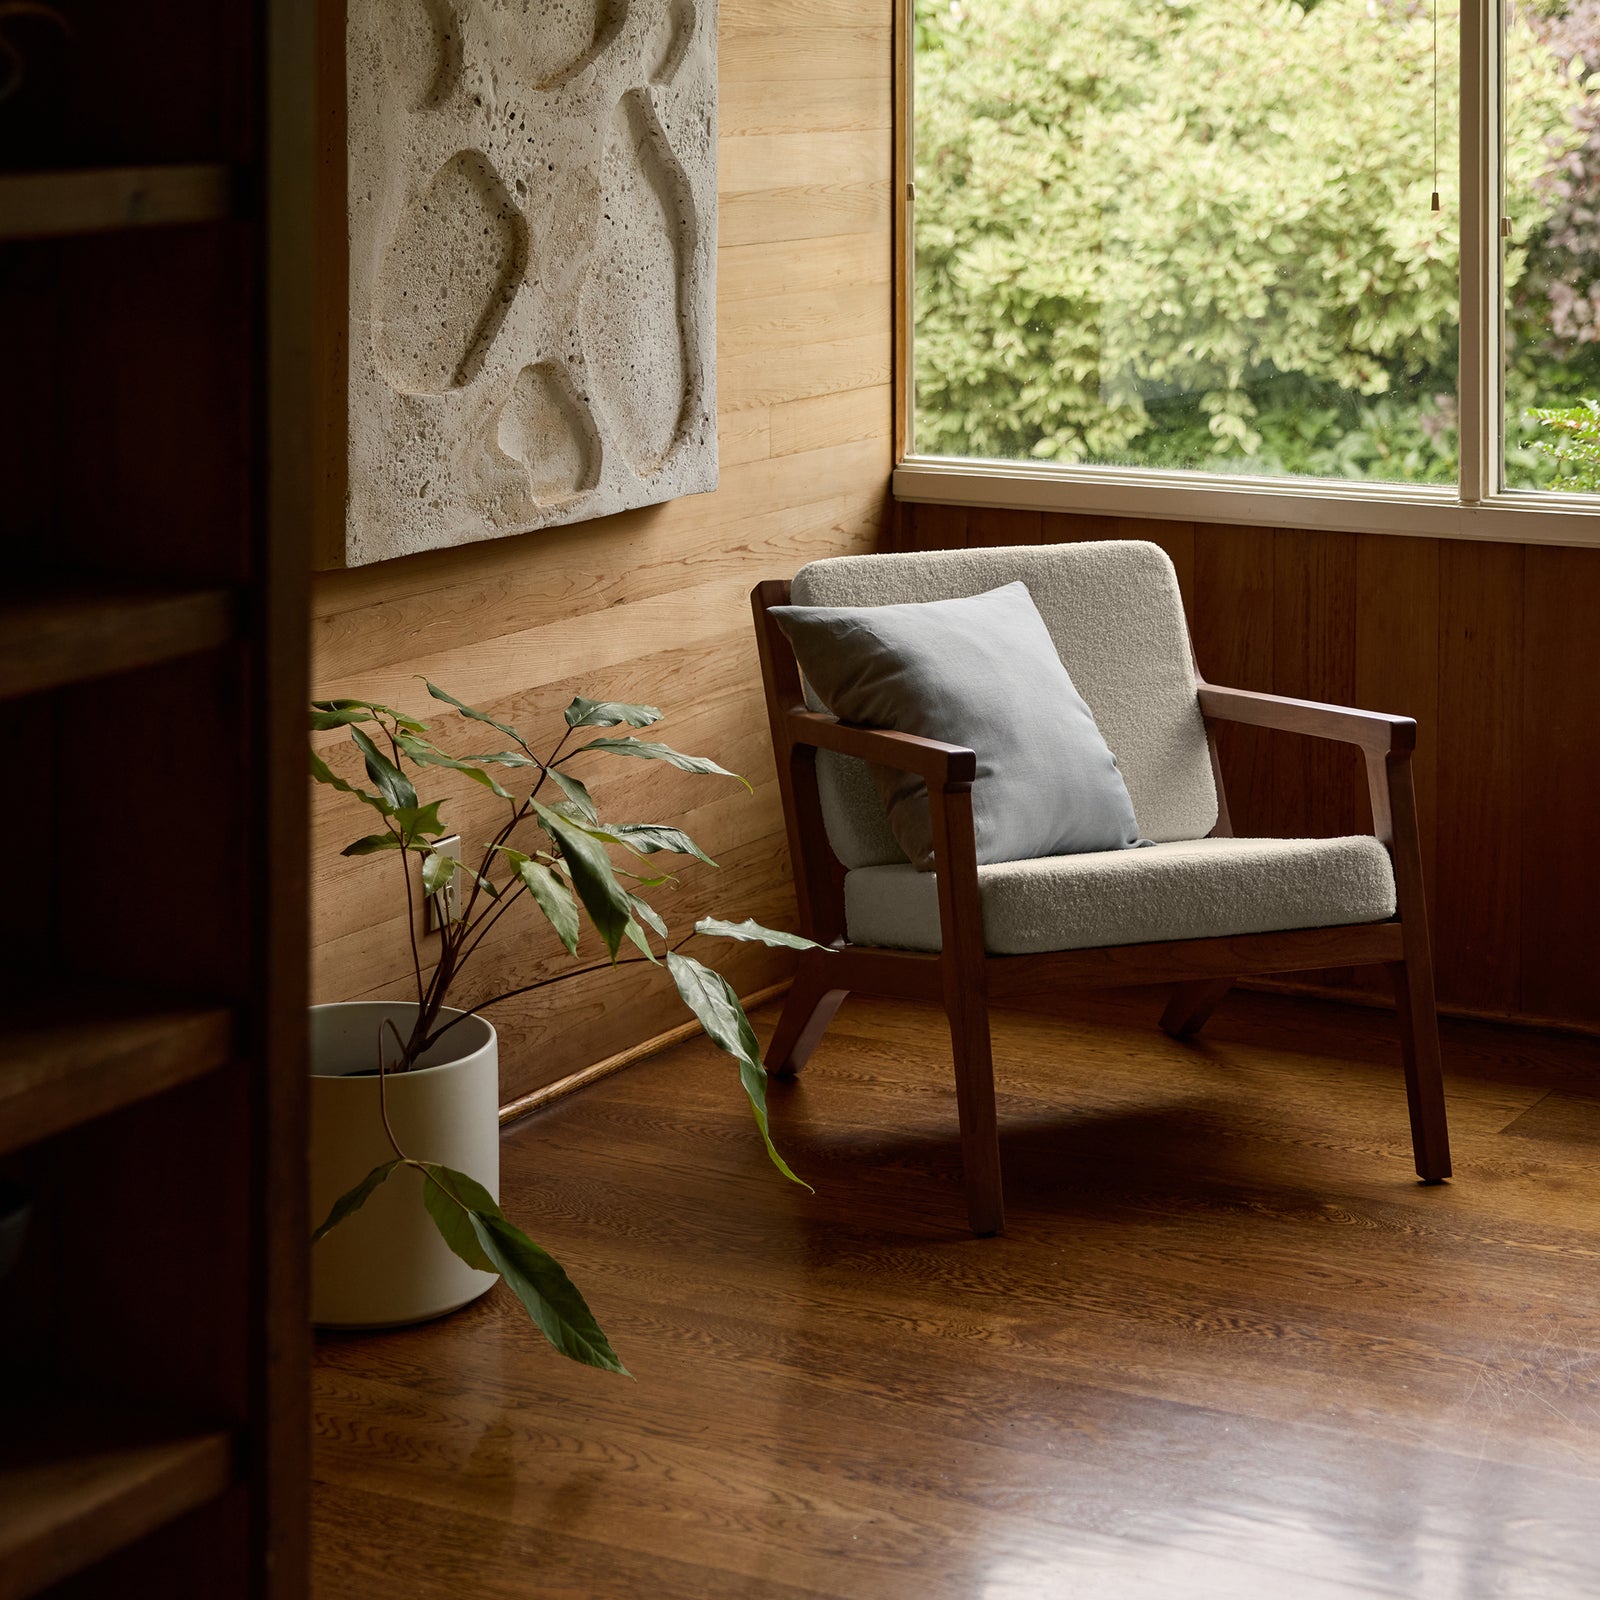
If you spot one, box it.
[910,0,1600,504]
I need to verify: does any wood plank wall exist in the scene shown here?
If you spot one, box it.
[895,504,1600,1034]
[310,0,893,1104]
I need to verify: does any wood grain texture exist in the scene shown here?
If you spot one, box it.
[0,586,233,701]
[0,1410,233,1600]
[1435,542,1524,1015]
[310,1,894,1104]
[1191,524,1276,833]
[899,505,1600,1032]
[1519,546,1600,1027]
[0,164,233,241]
[1270,528,1361,844]
[1351,535,1440,996]
[313,988,1600,1600]
[0,997,233,1157]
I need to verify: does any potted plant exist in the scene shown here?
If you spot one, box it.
[309,682,823,1372]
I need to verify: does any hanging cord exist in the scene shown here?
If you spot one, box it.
[1431,0,1441,211]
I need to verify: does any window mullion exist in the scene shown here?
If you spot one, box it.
[896,0,915,462]
[1459,0,1501,504]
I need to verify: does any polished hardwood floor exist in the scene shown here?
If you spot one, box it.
[313,988,1600,1598]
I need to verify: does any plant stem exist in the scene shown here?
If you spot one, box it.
[399,844,427,1015]
[420,952,657,1053]
[450,876,531,972]
[453,798,530,939]
[376,1019,407,1161]
[419,925,701,1056]
[374,712,428,1019]
[376,1026,482,1226]
[433,722,573,1007]
[527,726,572,805]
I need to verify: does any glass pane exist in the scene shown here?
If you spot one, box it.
[913,0,1460,483]
[1502,0,1600,492]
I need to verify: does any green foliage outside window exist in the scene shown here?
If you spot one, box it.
[1527,398,1600,486]
[914,0,1600,487]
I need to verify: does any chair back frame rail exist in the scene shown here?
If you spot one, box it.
[751,576,1451,1237]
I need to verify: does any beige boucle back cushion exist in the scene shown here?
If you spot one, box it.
[788,541,1217,868]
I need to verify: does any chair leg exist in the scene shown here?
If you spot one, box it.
[946,986,1004,1237]
[1160,978,1234,1039]
[1388,959,1452,1182]
[764,956,848,1079]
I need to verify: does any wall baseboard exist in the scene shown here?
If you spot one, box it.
[1242,977,1600,1041]
[501,968,1597,1129]
[499,980,793,1125]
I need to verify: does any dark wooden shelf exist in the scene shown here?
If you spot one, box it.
[0,1403,234,1599]
[0,587,234,702]
[0,166,233,242]
[0,995,234,1156]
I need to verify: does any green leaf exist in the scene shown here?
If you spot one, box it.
[563,695,663,729]
[609,824,717,866]
[312,698,429,733]
[458,764,515,798]
[463,867,500,901]
[341,831,402,857]
[665,952,809,1188]
[469,1211,628,1373]
[532,802,633,959]
[574,737,750,790]
[505,852,581,955]
[462,750,541,769]
[693,917,830,952]
[312,1160,400,1244]
[738,1057,808,1186]
[421,1164,503,1273]
[310,750,394,817]
[310,707,373,731]
[421,847,459,898]
[622,890,667,961]
[629,895,668,939]
[560,822,687,877]
[623,920,659,962]
[548,768,598,823]
[350,727,418,811]
[395,734,514,800]
[423,680,535,756]
[393,799,447,842]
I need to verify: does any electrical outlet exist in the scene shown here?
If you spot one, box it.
[425,835,463,932]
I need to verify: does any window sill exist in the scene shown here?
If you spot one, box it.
[892,456,1600,549]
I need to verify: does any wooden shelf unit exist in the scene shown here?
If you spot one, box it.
[0,0,316,1594]
[0,588,234,702]
[0,166,234,242]
[0,998,234,1157]
[0,1408,234,1600]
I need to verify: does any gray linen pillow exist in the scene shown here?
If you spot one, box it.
[771,581,1146,871]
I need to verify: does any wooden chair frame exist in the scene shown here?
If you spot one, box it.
[752,578,1451,1236]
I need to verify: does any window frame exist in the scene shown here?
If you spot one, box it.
[893,0,1600,549]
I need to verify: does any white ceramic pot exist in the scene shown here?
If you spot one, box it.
[310,1001,500,1328]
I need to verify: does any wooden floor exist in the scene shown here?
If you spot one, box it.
[313,988,1600,1599]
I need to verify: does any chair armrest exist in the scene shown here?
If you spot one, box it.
[1197,684,1416,756]
[784,710,977,786]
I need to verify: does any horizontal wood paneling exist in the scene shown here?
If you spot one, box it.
[310,3,893,1104]
[899,503,1600,1032]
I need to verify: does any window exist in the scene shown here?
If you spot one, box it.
[904,0,1600,528]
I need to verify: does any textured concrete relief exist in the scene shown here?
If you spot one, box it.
[345,0,717,566]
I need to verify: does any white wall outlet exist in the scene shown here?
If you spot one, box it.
[425,835,463,932]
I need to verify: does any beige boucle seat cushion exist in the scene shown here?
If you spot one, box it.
[844,835,1397,955]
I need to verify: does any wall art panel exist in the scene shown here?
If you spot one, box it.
[344,0,717,566]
